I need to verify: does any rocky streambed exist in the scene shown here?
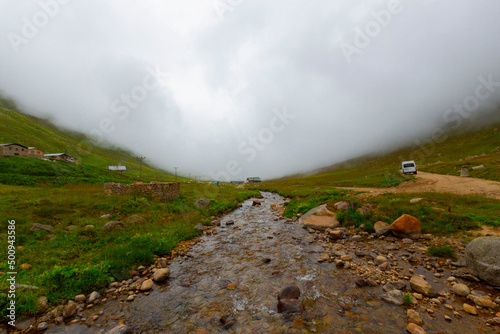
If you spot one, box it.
[22,192,500,333]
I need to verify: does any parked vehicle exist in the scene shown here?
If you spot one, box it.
[402,161,417,174]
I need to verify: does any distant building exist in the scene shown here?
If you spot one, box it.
[0,143,29,157]
[28,147,45,159]
[108,166,127,173]
[246,177,262,183]
[44,153,77,163]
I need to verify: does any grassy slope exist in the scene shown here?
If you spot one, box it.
[269,121,500,190]
[259,121,500,240]
[0,97,176,183]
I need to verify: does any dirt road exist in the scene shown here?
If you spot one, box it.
[339,172,500,200]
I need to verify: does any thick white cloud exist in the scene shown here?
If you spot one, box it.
[1,0,499,180]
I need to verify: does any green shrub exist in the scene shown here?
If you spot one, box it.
[427,245,457,259]
[41,263,112,301]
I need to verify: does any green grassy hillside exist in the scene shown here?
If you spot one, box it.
[0,97,176,184]
[269,121,500,190]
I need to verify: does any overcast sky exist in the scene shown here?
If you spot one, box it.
[1,0,500,180]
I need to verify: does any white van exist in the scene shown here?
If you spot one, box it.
[402,161,417,175]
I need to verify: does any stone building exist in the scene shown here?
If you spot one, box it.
[0,143,29,157]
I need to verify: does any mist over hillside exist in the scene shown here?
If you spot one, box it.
[1,1,500,180]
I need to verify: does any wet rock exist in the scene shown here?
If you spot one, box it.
[374,221,391,237]
[30,223,54,232]
[351,235,363,242]
[278,285,301,300]
[195,198,212,208]
[389,214,421,239]
[225,220,235,225]
[328,229,344,239]
[407,309,423,326]
[88,291,100,304]
[15,317,36,331]
[406,323,426,334]
[277,298,305,314]
[402,238,414,245]
[486,318,500,326]
[125,215,146,224]
[37,322,48,331]
[375,255,388,265]
[139,279,154,291]
[63,300,77,318]
[220,314,236,329]
[152,268,170,282]
[381,290,404,305]
[463,303,478,315]
[105,324,130,334]
[383,280,406,292]
[252,200,262,207]
[317,253,329,263]
[452,283,470,297]
[410,275,436,297]
[470,295,497,309]
[299,204,339,231]
[101,221,124,233]
[378,262,391,271]
[465,237,500,286]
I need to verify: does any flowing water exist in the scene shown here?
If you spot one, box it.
[45,192,498,334]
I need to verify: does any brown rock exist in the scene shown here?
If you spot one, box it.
[406,323,426,334]
[299,204,339,231]
[374,221,391,237]
[278,285,301,300]
[463,303,478,315]
[410,275,436,297]
[63,301,77,318]
[139,279,153,291]
[407,309,423,326]
[390,214,421,239]
[277,299,304,314]
[152,268,170,282]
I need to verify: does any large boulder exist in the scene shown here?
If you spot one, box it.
[465,237,500,286]
[299,204,339,231]
[389,214,421,239]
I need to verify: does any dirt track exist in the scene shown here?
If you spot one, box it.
[339,172,500,200]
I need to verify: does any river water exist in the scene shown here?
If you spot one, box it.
[45,192,497,334]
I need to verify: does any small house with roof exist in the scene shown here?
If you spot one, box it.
[246,177,262,183]
[28,147,45,159]
[108,166,127,173]
[0,143,29,157]
[44,153,77,163]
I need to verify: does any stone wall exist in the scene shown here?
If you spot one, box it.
[104,182,180,201]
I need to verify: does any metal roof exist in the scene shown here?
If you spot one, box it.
[44,153,68,157]
[108,166,127,171]
[0,143,28,149]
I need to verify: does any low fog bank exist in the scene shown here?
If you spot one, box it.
[1,1,500,180]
